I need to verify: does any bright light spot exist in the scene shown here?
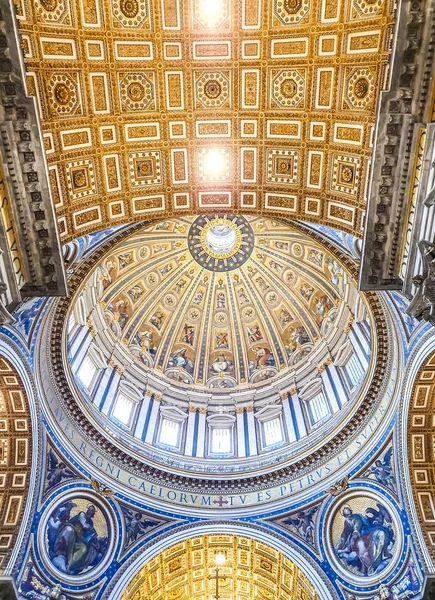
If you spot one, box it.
[203,149,225,179]
[206,223,236,254]
[200,0,222,24]
[215,552,226,565]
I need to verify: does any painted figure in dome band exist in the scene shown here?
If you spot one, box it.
[107,300,128,330]
[211,353,234,374]
[98,259,115,291]
[250,347,275,370]
[168,348,194,374]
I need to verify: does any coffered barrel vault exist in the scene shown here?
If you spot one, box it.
[16,0,394,241]
[122,535,319,600]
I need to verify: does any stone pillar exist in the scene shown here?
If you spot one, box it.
[319,360,341,412]
[325,363,348,408]
[281,392,297,443]
[184,405,197,456]
[0,577,18,599]
[70,327,92,369]
[93,366,112,408]
[288,388,307,440]
[422,576,435,600]
[195,408,207,458]
[352,320,371,356]
[134,389,152,440]
[144,393,162,445]
[100,362,122,415]
[246,404,257,456]
[236,407,246,457]
[348,328,369,368]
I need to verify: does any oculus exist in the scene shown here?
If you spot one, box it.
[188,215,254,270]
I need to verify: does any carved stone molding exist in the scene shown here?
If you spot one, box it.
[0,0,66,298]
[360,0,435,291]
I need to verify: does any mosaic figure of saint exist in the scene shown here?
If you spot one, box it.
[215,331,229,349]
[118,253,132,270]
[168,348,194,375]
[216,292,226,309]
[211,353,233,374]
[47,502,108,575]
[308,249,324,268]
[181,324,195,346]
[335,503,394,576]
[247,325,263,344]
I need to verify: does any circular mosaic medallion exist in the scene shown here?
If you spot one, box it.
[280,78,297,99]
[188,215,254,272]
[341,166,354,183]
[53,82,71,105]
[325,489,402,585]
[39,491,116,586]
[127,81,146,102]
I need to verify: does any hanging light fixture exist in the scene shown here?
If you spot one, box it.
[211,552,226,600]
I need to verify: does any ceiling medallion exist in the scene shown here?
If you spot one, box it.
[127,81,146,102]
[53,82,71,105]
[283,0,303,14]
[280,78,297,98]
[353,77,370,98]
[204,80,222,99]
[120,0,139,17]
[40,0,58,11]
[188,215,254,271]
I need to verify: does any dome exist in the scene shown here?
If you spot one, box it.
[71,216,353,394]
[64,216,374,476]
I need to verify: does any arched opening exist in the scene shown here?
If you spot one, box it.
[116,531,328,600]
[406,349,435,567]
[0,354,34,575]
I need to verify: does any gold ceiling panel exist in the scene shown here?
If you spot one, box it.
[407,351,435,563]
[0,356,32,574]
[121,535,319,600]
[17,0,394,241]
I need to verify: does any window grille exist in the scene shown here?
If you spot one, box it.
[263,417,284,446]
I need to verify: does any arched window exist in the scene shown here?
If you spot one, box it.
[77,354,97,390]
[211,428,231,453]
[255,405,285,450]
[264,418,284,446]
[298,378,330,428]
[67,311,76,333]
[112,392,136,426]
[343,352,364,389]
[335,340,364,393]
[157,405,188,450]
[159,419,180,446]
[307,391,329,425]
[76,344,106,393]
[207,414,236,456]
[110,381,142,429]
